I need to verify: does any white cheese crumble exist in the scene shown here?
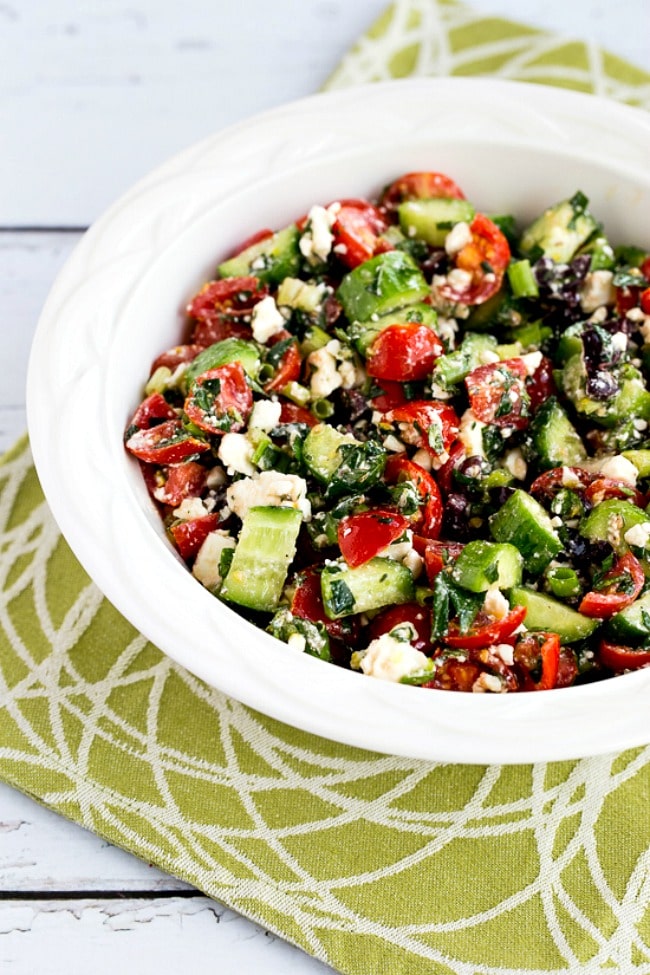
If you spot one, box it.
[226,471,311,521]
[493,643,515,666]
[520,351,543,376]
[251,295,285,344]
[444,221,473,257]
[483,588,510,621]
[192,530,236,590]
[503,447,527,481]
[218,432,256,476]
[579,270,615,313]
[561,466,583,489]
[623,522,650,549]
[472,672,504,693]
[379,529,414,562]
[458,408,487,458]
[173,497,210,521]
[287,632,307,653]
[436,316,459,350]
[358,632,430,682]
[446,267,473,291]
[249,398,282,433]
[598,454,638,486]
[611,331,628,355]
[299,204,338,264]
[411,448,433,471]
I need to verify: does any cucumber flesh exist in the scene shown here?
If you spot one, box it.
[218,224,301,285]
[519,193,599,263]
[490,490,562,575]
[321,557,415,619]
[348,302,437,355]
[531,396,587,470]
[605,590,650,643]
[451,540,523,593]
[220,506,302,612]
[509,587,600,643]
[336,251,429,324]
[580,499,650,556]
[302,423,357,482]
[397,198,476,246]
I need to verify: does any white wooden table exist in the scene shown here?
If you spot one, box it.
[1,1,647,971]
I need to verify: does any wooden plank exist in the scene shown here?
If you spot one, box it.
[0,896,336,974]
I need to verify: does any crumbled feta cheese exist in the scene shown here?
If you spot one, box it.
[623,522,650,549]
[206,466,227,489]
[287,632,307,653]
[579,270,615,313]
[436,316,459,350]
[520,351,543,376]
[444,221,473,257]
[492,643,515,666]
[483,588,510,621]
[251,295,285,344]
[299,204,336,264]
[503,447,527,481]
[218,433,256,476]
[458,408,486,458]
[358,632,430,682]
[478,348,500,365]
[380,529,413,562]
[173,497,210,521]
[402,548,423,580]
[561,466,582,489]
[611,331,628,355]
[382,434,406,453]
[249,398,282,433]
[226,471,311,521]
[634,418,648,432]
[192,530,235,590]
[598,454,638,486]
[307,343,342,399]
[447,268,473,291]
[411,448,433,471]
[472,673,504,693]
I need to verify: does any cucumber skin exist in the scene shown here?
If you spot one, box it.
[451,540,523,593]
[218,225,300,285]
[509,587,600,643]
[321,558,415,619]
[580,499,650,556]
[490,490,562,576]
[531,397,587,470]
[336,251,429,324]
[397,198,476,246]
[605,590,650,643]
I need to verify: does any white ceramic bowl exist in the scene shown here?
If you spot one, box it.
[27,78,650,764]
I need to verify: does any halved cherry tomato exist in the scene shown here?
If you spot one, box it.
[530,466,595,499]
[423,654,482,692]
[184,362,253,435]
[444,605,527,650]
[126,392,178,433]
[465,357,530,430]
[337,508,409,568]
[291,567,359,644]
[154,461,207,508]
[584,477,645,508]
[579,552,645,618]
[125,418,209,465]
[170,513,220,562]
[615,285,641,316]
[264,329,302,392]
[435,441,466,496]
[331,199,390,269]
[384,454,444,539]
[437,213,510,305]
[597,639,650,671]
[380,171,465,212]
[151,344,203,374]
[641,288,650,315]
[278,400,318,427]
[367,603,433,654]
[187,276,267,345]
[416,539,464,585]
[382,401,460,459]
[514,631,561,690]
[366,323,444,382]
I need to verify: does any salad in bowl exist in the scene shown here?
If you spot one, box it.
[124,168,650,695]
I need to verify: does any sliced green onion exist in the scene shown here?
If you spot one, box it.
[507,259,539,298]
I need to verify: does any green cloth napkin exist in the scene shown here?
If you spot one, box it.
[2,3,650,973]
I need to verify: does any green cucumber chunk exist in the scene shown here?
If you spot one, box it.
[348,302,437,355]
[185,338,260,384]
[621,450,650,478]
[432,332,498,388]
[397,198,476,246]
[530,396,587,470]
[490,490,562,575]
[509,587,600,642]
[451,540,523,593]
[220,506,302,612]
[605,590,650,643]
[321,558,415,619]
[519,192,599,263]
[580,498,650,555]
[218,224,300,285]
[302,423,358,482]
[336,251,429,324]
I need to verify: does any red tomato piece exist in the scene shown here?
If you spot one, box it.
[444,605,527,650]
[435,441,466,496]
[380,171,465,212]
[584,477,645,508]
[529,466,595,499]
[579,552,645,618]
[417,539,465,585]
[184,362,253,435]
[170,513,220,562]
[125,418,209,465]
[127,392,178,432]
[187,276,267,345]
[465,357,530,430]
[337,508,409,568]
[331,199,390,269]
[597,640,650,671]
[615,285,641,317]
[513,631,561,690]
[290,567,358,644]
[423,654,482,692]
[370,380,408,412]
[641,288,650,315]
[366,603,433,654]
[437,213,510,305]
[366,323,444,382]
[278,400,318,427]
[150,344,204,374]
[384,454,444,539]
[264,329,302,392]
[382,400,460,459]
[154,461,208,508]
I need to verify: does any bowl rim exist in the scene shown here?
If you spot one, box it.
[27,77,650,764]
